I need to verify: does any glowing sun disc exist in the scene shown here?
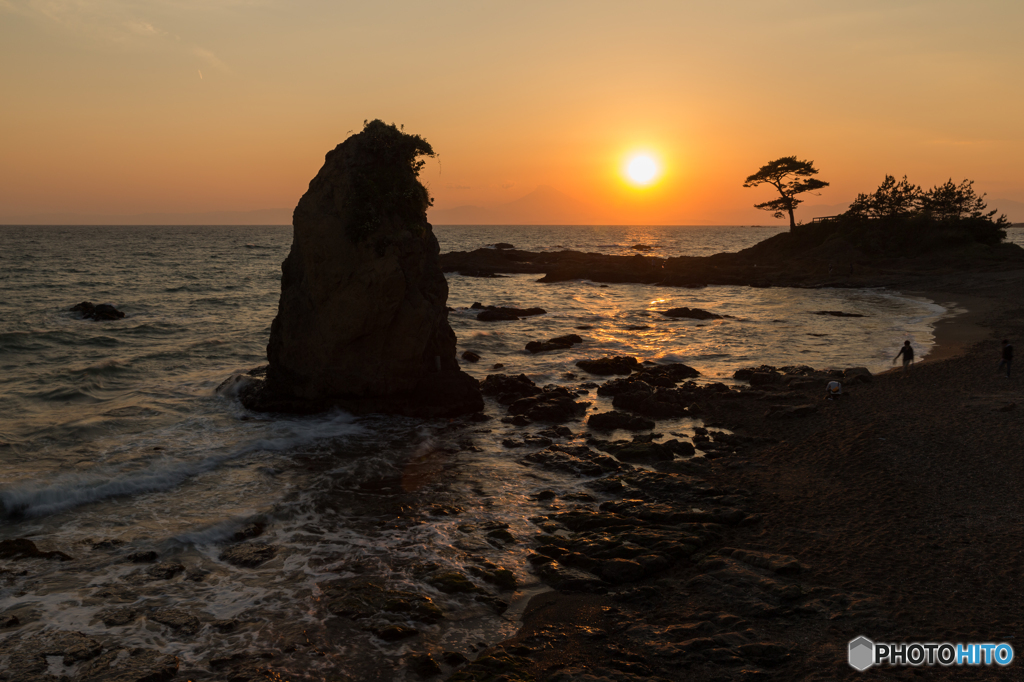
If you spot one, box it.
[626,155,659,185]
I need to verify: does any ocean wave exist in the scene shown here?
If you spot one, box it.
[0,411,364,519]
[0,458,219,519]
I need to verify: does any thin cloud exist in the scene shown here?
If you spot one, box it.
[192,46,230,73]
[7,0,234,72]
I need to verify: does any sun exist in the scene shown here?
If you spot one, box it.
[625,154,660,186]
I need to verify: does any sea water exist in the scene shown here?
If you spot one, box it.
[0,224,1003,679]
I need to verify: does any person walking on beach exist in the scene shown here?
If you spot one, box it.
[894,340,914,374]
[998,339,1013,378]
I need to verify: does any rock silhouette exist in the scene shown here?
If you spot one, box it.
[241,120,482,417]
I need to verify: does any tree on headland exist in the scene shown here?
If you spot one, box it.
[846,175,921,219]
[743,156,829,229]
[835,174,1009,252]
[920,178,996,221]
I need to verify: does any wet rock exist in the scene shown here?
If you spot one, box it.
[611,384,689,420]
[0,614,20,628]
[90,539,125,550]
[525,334,583,354]
[469,566,518,591]
[39,631,103,666]
[813,310,865,317]
[536,562,607,592]
[425,570,483,595]
[79,647,179,682]
[447,649,534,682]
[748,371,782,386]
[321,577,444,624]
[480,373,540,404]
[461,350,481,362]
[485,528,517,544]
[150,608,201,635]
[0,651,47,680]
[587,410,656,432]
[427,504,464,516]
[146,562,185,580]
[125,550,158,563]
[231,522,266,542]
[660,307,722,320]
[595,558,646,584]
[219,543,277,568]
[242,121,482,418]
[454,536,493,552]
[97,607,137,627]
[412,653,443,677]
[844,366,873,383]
[210,618,242,633]
[508,387,589,423]
[70,301,126,320]
[369,624,419,641]
[523,445,632,477]
[494,242,515,250]
[576,356,640,376]
[443,651,470,667]
[476,306,547,321]
[0,538,73,561]
[732,365,779,381]
[590,437,695,463]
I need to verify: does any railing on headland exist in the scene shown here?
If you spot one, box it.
[811,215,841,223]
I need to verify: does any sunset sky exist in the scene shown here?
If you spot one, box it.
[2,1,1023,225]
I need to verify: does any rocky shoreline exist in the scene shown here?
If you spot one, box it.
[446,275,1024,681]
[3,269,1021,681]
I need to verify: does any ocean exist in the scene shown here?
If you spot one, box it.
[0,224,1020,680]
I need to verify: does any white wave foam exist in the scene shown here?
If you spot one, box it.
[0,412,364,519]
[0,457,221,518]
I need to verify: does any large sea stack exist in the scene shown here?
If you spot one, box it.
[241,120,482,417]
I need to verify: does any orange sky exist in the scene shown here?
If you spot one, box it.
[2,1,1023,224]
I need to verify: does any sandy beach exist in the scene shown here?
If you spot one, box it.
[451,269,1023,681]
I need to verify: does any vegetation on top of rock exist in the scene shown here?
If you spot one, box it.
[336,119,435,242]
[743,156,829,229]
[825,175,1009,254]
[738,173,1012,260]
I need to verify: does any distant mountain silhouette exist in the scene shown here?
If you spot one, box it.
[988,197,1024,222]
[429,186,602,225]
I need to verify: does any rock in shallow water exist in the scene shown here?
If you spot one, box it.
[241,120,482,418]
[219,543,276,567]
[70,301,126,320]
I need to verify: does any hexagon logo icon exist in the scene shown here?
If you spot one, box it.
[849,636,875,671]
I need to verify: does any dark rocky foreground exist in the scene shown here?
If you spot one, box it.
[442,297,1024,680]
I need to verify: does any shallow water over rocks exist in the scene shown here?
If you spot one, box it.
[0,225,957,679]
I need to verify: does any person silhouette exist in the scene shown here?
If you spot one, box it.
[997,339,1013,379]
[894,340,914,374]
